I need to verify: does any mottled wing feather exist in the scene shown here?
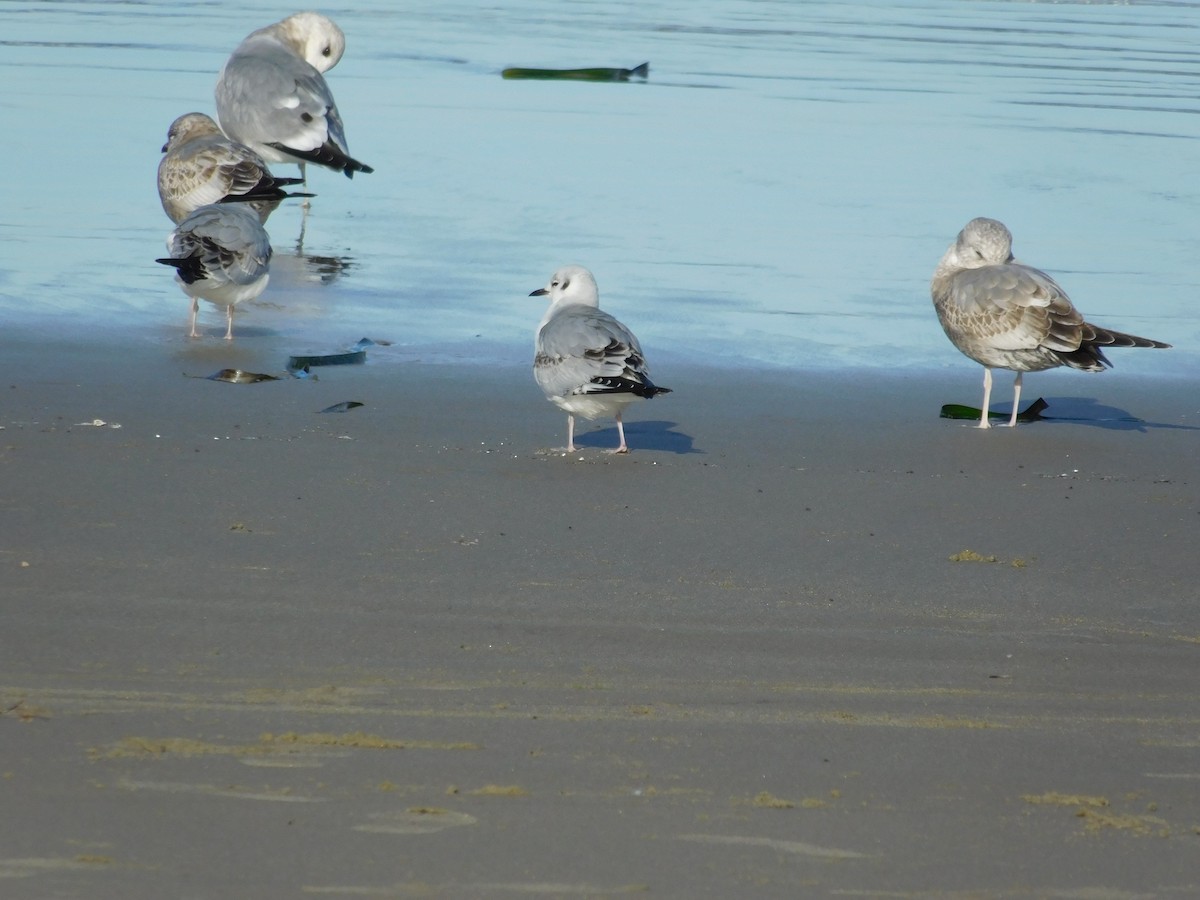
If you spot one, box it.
[167,209,271,288]
[945,263,1083,353]
[535,308,651,399]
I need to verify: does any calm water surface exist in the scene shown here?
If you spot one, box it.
[4,0,1199,375]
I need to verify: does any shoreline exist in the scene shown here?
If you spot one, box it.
[2,330,1198,896]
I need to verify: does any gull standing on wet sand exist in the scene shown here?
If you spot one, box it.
[157,112,313,224]
[931,217,1170,428]
[215,12,373,181]
[156,204,272,340]
[531,265,671,453]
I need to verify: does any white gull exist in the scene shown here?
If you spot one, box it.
[531,265,671,453]
[156,204,272,340]
[215,12,373,180]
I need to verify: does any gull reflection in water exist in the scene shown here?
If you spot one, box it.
[271,238,354,288]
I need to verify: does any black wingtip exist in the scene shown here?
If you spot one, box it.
[638,384,672,399]
[156,256,205,284]
[588,377,673,399]
[343,161,374,179]
[269,141,374,178]
[218,190,316,207]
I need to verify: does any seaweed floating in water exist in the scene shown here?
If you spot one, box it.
[940,397,1048,422]
[501,62,649,82]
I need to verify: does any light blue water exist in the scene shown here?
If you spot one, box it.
[4,1,1199,375]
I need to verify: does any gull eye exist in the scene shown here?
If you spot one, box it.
[322,45,332,56]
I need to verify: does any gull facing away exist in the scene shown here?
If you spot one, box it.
[215,12,373,180]
[156,204,272,340]
[531,265,672,453]
[157,112,313,224]
[931,217,1170,428]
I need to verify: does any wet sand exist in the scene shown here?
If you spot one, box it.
[2,332,1199,897]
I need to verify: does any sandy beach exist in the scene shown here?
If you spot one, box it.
[7,0,1200,895]
[2,330,1198,898]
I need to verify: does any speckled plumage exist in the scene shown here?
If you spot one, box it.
[215,12,372,179]
[157,112,311,224]
[531,265,671,452]
[932,217,1169,427]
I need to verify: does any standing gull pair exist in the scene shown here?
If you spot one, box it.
[531,265,672,453]
[932,217,1169,428]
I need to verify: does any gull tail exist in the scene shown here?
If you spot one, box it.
[1055,323,1171,371]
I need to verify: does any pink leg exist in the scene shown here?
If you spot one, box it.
[188,298,200,338]
[610,412,630,454]
[565,414,577,452]
[976,367,993,429]
[1007,372,1023,427]
[224,304,234,341]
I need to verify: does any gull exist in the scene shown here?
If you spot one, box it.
[531,265,671,453]
[215,11,373,181]
[157,112,313,224]
[156,204,272,340]
[932,217,1170,428]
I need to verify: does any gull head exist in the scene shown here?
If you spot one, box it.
[162,112,222,153]
[948,217,1015,270]
[277,12,346,73]
[529,264,600,310]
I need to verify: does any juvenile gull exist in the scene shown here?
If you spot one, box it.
[531,265,671,453]
[156,204,272,340]
[215,11,373,180]
[931,217,1169,428]
[157,112,313,224]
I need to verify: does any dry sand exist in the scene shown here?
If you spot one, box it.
[2,331,1199,898]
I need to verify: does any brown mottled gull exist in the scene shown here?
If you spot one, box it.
[157,112,312,224]
[931,217,1169,428]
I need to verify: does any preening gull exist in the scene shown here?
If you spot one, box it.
[531,265,671,453]
[931,217,1170,428]
[156,204,272,340]
[157,112,313,224]
[215,12,373,180]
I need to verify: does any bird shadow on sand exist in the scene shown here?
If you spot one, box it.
[572,420,699,454]
[1026,396,1200,433]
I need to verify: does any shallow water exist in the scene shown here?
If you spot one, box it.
[4,0,1199,375]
